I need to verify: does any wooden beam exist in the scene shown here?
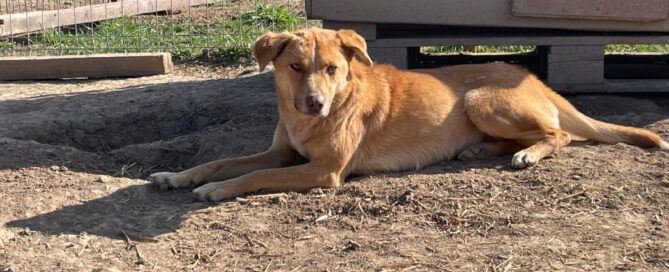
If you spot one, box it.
[304,0,313,18]
[552,79,669,93]
[0,53,173,80]
[367,35,669,47]
[323,21,377,40]
[0,0,210,37]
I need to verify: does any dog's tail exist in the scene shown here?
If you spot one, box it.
[542,88,668,150]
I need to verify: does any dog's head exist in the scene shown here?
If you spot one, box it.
[253,28,373,117]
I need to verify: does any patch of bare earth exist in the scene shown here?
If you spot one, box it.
[0,65,668,271]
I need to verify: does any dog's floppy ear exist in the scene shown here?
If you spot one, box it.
[253,32,294,72]
[337,29,373,66]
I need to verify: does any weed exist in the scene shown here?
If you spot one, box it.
[240,2,303,28]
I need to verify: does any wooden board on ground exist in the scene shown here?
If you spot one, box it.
[0,53,173,80]
[0,0,210,37]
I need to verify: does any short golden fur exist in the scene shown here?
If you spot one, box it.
[150,28,668,201]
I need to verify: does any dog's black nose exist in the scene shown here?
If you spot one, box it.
[305,94,324,113]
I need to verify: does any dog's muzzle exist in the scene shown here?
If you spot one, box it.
[305,94,325,114]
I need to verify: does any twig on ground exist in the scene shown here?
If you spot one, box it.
[554,191,586,205]
[264,259,274,272]
[121,230,146,265]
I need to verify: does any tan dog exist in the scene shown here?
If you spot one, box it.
[150,28,668,201]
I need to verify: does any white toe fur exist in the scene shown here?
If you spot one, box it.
[511,150,536,169]
[660,140,669,150]
[149,172,176,183]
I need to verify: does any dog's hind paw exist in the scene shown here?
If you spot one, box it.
[149,172,194,190]
[511,150,537,169]
[457,146,488,161]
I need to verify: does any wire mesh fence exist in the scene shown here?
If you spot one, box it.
[0,0,315,62]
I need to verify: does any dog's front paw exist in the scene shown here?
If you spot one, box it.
[149,172,196,190]
[511,150,537,169]
[193,181,241,202]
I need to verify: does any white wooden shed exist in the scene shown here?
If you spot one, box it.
[306,0,669,92]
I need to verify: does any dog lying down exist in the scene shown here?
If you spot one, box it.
[150,27,668,201]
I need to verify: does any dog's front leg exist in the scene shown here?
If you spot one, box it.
[150,121,304,189]
[149,148,304,190]
[192,160,344,201]
[192,126,360,201]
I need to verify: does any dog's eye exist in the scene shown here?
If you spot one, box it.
[290,63,301,72]
[326,65,337,75]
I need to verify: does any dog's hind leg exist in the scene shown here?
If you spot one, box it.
[457,140,523,161]
[508,128,571,168]
[463,86,571,168]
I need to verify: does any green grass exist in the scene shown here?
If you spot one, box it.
[0,3,305,62]
[605,44,669,53]
[240,2,303,27]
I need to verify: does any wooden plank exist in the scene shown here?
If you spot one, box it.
[366,35,669,47]
[323,21,377,40]
[0,0,209,37]
[513,0,669,22]
[309,0,669,32]
[305,0,313,18]
[0,53,173,80]
[551,79,669,93]
[605,64,669,79]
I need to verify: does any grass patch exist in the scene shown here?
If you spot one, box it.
[240,2,303,28]
[0,2,306,62]
[605,44,669,53]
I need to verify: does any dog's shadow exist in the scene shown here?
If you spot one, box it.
[5,184,214,240]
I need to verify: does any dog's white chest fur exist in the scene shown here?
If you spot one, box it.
[286,126,309,158]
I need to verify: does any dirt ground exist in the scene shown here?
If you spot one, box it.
[0,64,668,271]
